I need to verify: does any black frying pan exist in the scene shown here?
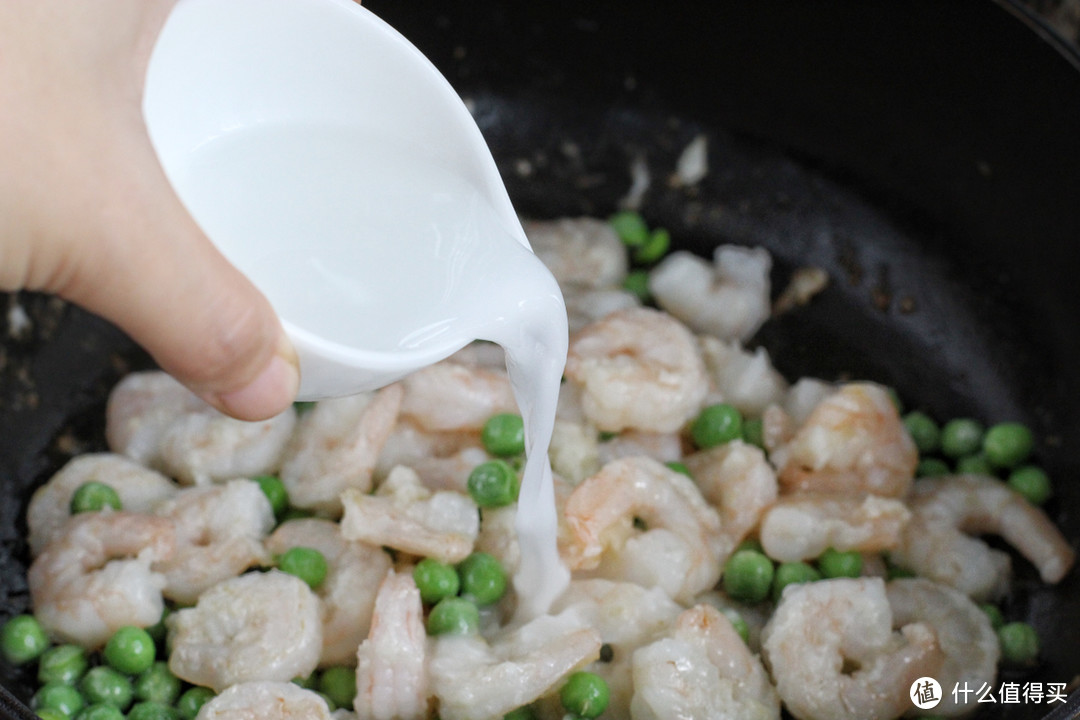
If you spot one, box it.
[2,1,1079,718]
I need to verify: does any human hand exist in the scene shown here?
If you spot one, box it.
[0,1,298,421]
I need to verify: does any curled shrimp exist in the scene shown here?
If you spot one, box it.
[548,419,601,485]
[399,360,518,434]
[758,493,911,563]
[167,570,322,693]
[376,419,489,494]
[279,385,403,515]
[151,478,274,605]
[890,474,1075,601]
[266,518,392,667]
[769,382,918,498]
[549,579,683,719]
[699,336,788,417]
[429,609,602,720]
[561,456,726,603]
[631,604,780,720]
[28,512,175,649]
[340,466,479,564]
[105,370,296,485]
[353,570,429,720]
[194,681,332,720]
[522,217,629,291]
[760,577,944,720]
[565,307,708,434]
[886,578,999,717]
[684,441,779,553]
[649,245,772,342]
[27,452,179,557]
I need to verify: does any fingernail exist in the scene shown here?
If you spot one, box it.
[214,352,300,420]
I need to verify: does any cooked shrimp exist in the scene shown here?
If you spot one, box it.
[399,360,518,433]
[760,577,944,720]
[340,466,479,564]
[522,217,629,290]
[563,286,641,335]
[548,419,601,485]
[631,604,780,720]
[151,479,274,605]
[890,474,1075,601]
[475,505,521,576]
[550,579,683,719]
[28,512,175,649]
[194,681,332,720]
[561,456,726,603]
[760,378,838,454]
[279,385,403,515]
[769,382,918,498]
[167,570,322,693]
[597,430,683,467]
[759,494,911,563]
[649,245,772,342]
[429,609,602,720]
[106,370,296,485]
[27,452,179,557]
[699,337,788,417]
[266,518,393,667]
[886,578,999,717]
[353,570,429,720]
[684,441,778,552]
[565,307,708,434]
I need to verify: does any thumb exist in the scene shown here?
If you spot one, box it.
[59,133,300,421]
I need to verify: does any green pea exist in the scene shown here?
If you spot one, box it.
[127,702,180,720]
[741,417,765,449]
[79,666,134,710]
[144,607,170,650]
[722,550,774,604]
[503,707,536,720]
[940,418,984,458]
[176,687,215,720]
[292,672,319,690]
[70,481,122,514]
[955,453,993,476]
[1,614,49,665]
[426,597,480,636]
[32,682,85,718]
[560,671,610,719]
[413,558,461,605]
[998,621,1040,665]
[720,608,750,645]
[35,709,70,720]
[621,270,651,303]
[458,552,508,606]
[293,401,317,414]
[319,666,357,709]
[817,548,863,579]
[691,404,743,449]
[664,461,692,477]
[915,458,950,478]
[252,475,289,518]
[609,210,650,247]
[38,644,89,685]
[277,547,328,590]
[983,422,1035,468]
[1007,465,1052,505]
[980,604,1005,631]
[481,413,526,457]
[772,562,821,602]
[73,704,126,720]
[103,626,156,676]
[466,460,520,509]
[134,662,180,705]
[736,538,764,555]
[885,558,916,580]
[902,411,940,454]
[633,228,671,264]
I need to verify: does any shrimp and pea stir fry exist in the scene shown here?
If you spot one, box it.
[3,212,1076,720]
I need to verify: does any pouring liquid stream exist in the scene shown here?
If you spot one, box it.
[176,123,571,617]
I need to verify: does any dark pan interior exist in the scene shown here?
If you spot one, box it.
[2,0,1079,718]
